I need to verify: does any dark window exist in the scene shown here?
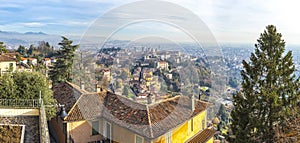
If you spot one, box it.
[92,121,99,135]
[191,119,194,131]
[63,123,67,134]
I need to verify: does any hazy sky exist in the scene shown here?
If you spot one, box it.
[1,0,300,44]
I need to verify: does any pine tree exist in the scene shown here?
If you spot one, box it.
[49,36,78,84]
[231,25,300,142]
[0,42,8,53]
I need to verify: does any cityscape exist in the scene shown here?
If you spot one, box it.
[1,0,300,143]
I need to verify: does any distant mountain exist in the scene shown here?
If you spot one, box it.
[24,32,47,35]
[0,30,64,48]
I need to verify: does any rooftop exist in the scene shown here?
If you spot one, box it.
[0,99,50,143]
[0,54,15,62]
[185,128,216,143]
[54,82,209,140]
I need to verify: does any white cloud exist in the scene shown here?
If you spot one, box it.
[21,22,46,27]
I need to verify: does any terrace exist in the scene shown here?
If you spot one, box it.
[0,99,50,143]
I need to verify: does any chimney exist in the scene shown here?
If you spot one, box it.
[80,81,85,90]
[147,94,152,104]
[191,94,195,111]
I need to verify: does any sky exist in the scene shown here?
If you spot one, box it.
[1,0,300,44]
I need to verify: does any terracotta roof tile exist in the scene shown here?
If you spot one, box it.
[65,92,105,121]
[53,83,209,140]
[52,82,87,113]
[0,54,15,62]
[185,128,216,143]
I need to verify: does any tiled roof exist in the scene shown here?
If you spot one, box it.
[65,92,105,121]
[0,54,15,62]
[54,82,209,140]
[52,82,87,113]
[185,128,216,143]
[21,57,27,61]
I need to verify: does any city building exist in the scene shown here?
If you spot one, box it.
[0,53,16,75]
[156,61,169,69]
[51,82,215,143]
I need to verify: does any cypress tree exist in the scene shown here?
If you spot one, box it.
[49,36,78,84]
[231,25,300,142]
[0,42,8,53]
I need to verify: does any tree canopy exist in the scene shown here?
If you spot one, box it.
[0,42,8,53]
[0,72,56,119]
[230,25,300,142]
[49,36,78,84]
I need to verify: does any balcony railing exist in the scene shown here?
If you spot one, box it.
[0,98,50,142]
[0,99,40,108]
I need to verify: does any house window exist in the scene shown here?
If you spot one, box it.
[63,123,67,135]
[165,131,172,143]
[9,63,13,71]
[202,119,205,130]
[135,135,144,143]
[103,121,112,143]
[191,119,194,132]
[92,121,99,135]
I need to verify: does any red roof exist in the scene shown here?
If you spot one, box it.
[0,54,15,62]
[53,82,209,140]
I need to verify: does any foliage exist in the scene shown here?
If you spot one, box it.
[230,25,300,142]
[0,42,8,53]
[0,72,56,119]
[17,45,27,57]
[49,36,78,84]
[228,77,239,88]
[122,85,129,96]
[218,104,229,122]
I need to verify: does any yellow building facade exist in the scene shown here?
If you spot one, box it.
[0,54,16,75]
[51,82,215,143]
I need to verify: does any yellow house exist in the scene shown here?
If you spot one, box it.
[51,82,215,143]
[0,53,16,75]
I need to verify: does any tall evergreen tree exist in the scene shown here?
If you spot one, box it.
[49,36,78,84]
[231,25,300,142]
[0,42,8,53]
[17,45,27,57]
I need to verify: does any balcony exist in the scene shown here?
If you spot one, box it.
[0,98,50,143]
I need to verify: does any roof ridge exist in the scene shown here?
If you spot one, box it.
[0,54,16,61]
[65,81,87,94]
[148,95,180,107]
[146,105,154,138]
[106,91,147,107]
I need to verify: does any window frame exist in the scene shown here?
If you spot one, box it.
[165,131,172,143]
[103,121,112,143]
[91,120,100,136]
[135,134,144,143]
[191,118,194,132]
[202,119,205,130]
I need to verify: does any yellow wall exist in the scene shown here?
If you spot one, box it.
[206,137,214,143]
[0,61,16,74]
[0,109,39,116]
[51,110,208,143]
[103,119,151,143]
[153,110,207,143]
[50,118,66,143]
[69,120,102,143]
